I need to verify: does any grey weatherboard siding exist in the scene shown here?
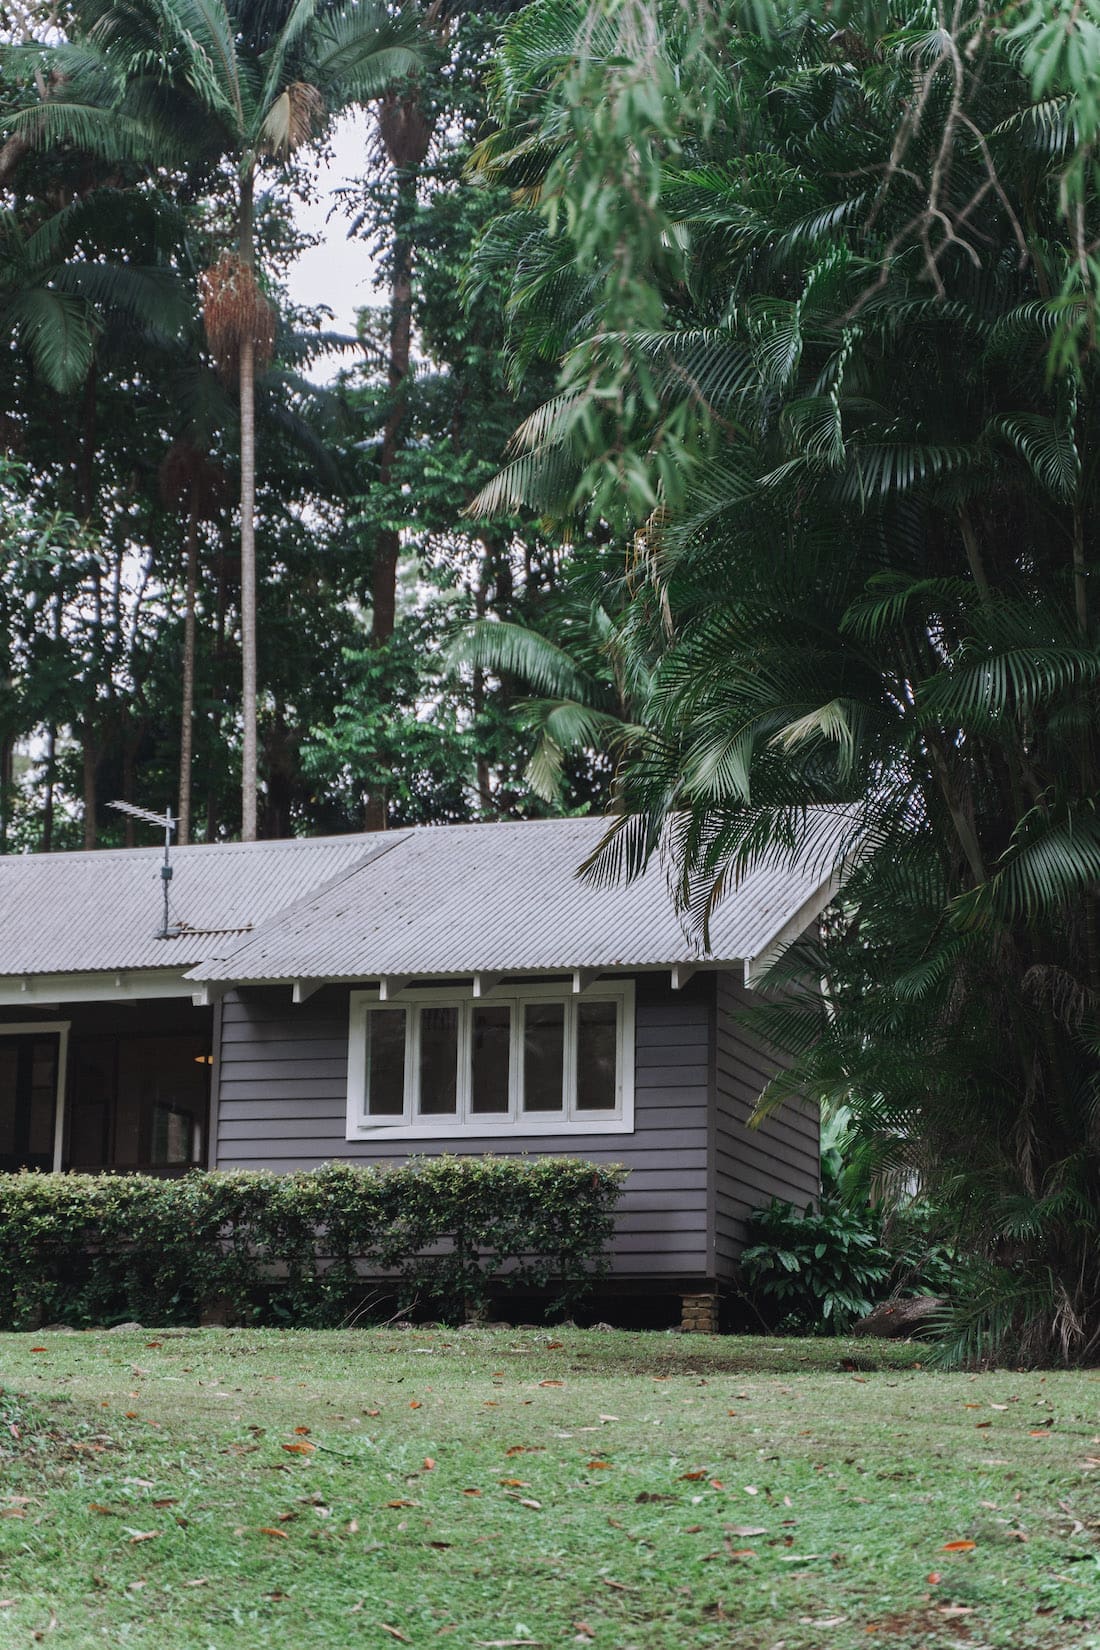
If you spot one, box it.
[213,972,819,1286]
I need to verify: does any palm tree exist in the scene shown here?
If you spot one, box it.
[6,0,418,838]
[470,0,1100,1363]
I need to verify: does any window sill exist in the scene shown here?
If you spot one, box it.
[347,1116,633,1141]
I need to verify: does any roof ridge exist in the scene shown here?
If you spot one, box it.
[0,833,396,866]
[184,830,412,969]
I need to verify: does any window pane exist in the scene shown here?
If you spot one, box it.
[0,1044,18,1156]
[151,1105,192,1164]
[367,1009,406,1117]
[577,1000,618,1110]
[471,1005,511,1115]
[419,1006,458,1115]
[523,1003,564,1112]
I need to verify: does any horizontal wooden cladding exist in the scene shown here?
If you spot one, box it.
[219,1118,710,1154]
[214,982,715,1281]
[711,973,819,1279]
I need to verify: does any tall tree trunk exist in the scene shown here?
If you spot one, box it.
[371,122,425,647]
[364,96,433,833]
[178,491,199,845]
[207,538,228,842]
[41,723,56,852]
[81,716,97,849]
[238,167,259,842]
[0,734,11,854]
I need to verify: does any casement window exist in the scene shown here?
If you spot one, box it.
[346,982,634,1138]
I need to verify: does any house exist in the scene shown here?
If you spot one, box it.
[0,817,837,1325]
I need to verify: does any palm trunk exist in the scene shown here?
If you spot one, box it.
[178,490,199,845]
[238,166,258,842]
[81,716,98,850]
[41,724,55,852]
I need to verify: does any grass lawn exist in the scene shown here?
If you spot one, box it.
[0,1328,1096,1649]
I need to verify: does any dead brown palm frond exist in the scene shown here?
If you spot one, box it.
[200,253,275,381]
[260,81,325,158]
[377,88,432,169]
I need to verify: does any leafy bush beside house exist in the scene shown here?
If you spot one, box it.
[740,1197,960,1334]
[0,1158,625,1330]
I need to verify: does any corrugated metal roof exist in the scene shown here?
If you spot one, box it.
[187,815,839,983]
[0,834,399,976]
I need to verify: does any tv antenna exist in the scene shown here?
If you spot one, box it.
[107,800,178,939]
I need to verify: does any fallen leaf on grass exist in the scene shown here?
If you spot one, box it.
[282,1442,315,1455]
[30,1347,46,1354]
[538,1381,564,1388]
[474,1641,545,1647]
[798,1616,846,1627]
[462,1489,482,1497]
[151,1498,177,1509]
[939,1605,977,1617]
[941,1540,977,1552]
[726,1525,767,1537]
[385,1500,418,1509]
[927,1572,942,1585]
[423,1457,436,1471]
[679,1471,707,1482]
[505,1445,544,1457]
[380,1626,410,1643]
[587,1461,613,1471]
[635,1492,676,1504]
[259,1527,289,1539]
[600,1579,634,1592]
[499,1479,529,1488]
[125,1531,159,1544]
[293,1426,311,1436]
[598,1415,619,1422]
[0,1509,24,1520]
[182,1579,208,1588]
[408,1401,422,1410]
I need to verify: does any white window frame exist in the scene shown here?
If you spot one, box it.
[346,980,635,1140]
[0,1021,71,1173]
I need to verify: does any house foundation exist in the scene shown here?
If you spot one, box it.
[680,1291,719,1334]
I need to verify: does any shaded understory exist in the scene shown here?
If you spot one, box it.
[0,1329,1096,1649]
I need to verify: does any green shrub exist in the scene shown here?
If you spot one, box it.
[740,1196,962,1334]
[0,1157,626,1330]
[740,1197,893,1332]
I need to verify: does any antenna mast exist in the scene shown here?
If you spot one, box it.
[107,800,178,938]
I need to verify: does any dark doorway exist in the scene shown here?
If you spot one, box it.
[0,1034,59,1171]
[67,1030,211,1174]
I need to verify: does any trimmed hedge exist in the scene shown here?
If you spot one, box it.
[0,1157,626,1329]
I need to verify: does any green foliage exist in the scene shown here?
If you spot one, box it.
[474,0,1100,1364]
[0,1158,625,1330]
[740,1196,959,1335]
[740,1198,893,1332]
